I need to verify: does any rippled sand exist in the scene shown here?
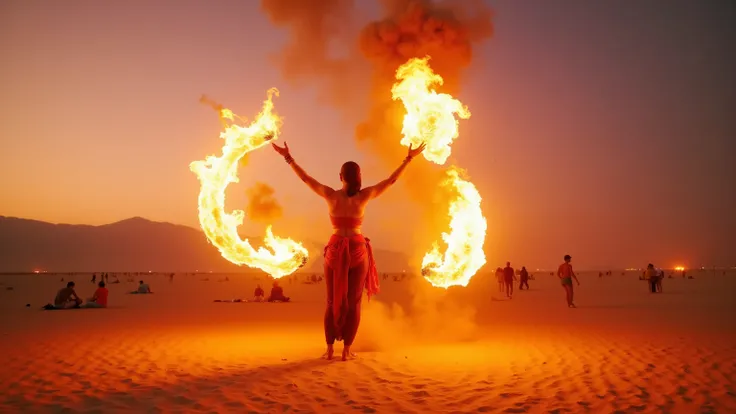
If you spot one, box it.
[1,270,734,413]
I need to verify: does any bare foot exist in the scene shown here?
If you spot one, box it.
[569,303,576,308]
[322,345,334,360]
[341,347,357,361]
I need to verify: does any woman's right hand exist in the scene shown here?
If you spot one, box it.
[407,142,427,159]
[272,142,290,157]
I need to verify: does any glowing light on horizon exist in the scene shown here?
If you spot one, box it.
[190,89,308,278]
[392,56,487,288]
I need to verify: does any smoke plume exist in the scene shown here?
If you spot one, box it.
[261,0,492,197]
[260,0,366,111]
[245,182,284,223]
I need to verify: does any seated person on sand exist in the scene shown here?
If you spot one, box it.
[253,284,265,302]
[84,281,109,308]
[267,281,290,302]
[133,280,152,294]
[53,281,83,309]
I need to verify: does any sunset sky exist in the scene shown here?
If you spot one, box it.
[1,0,734,269]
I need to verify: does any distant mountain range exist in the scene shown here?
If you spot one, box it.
[0,216,410,273]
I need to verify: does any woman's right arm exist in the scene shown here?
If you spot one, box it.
[362,156,413,199]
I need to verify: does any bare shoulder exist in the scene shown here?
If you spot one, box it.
[357,185,377,200]
[356,188,374,203]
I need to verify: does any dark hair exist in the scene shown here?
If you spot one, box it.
[564,254,571,261]
[341,161,362,197]
[99,281,105,288]
[139,280,144,284]
[67,281,75,287]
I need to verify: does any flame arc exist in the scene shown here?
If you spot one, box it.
[392,57,487,288]
[189,88,308,278]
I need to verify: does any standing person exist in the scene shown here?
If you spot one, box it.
[645,264,658,293]
[519,266,529,290]
[656,267,664,292]
[272,140,426,361]
[557,255,580,307]
[495,267,504,293]
[503,262,516,298]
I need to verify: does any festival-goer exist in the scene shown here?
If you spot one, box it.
[503,262,516,298]
[137,280,152,294]
[557,255,580,307]
[519,266,530,290]
[656,267,664,292]
[54,281,82,309]
[272,140,426,361]
[645,264,658,293]
[253,284,265,302]
[84,281,108,308]
[495,267,504,293]
[267,281,290,302]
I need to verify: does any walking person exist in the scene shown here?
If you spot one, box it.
[503,262,516,298]
[557,255,580,307]
[519,266,529,290]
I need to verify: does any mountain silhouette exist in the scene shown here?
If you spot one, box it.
[0,216,410,273]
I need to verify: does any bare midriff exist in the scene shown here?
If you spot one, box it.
[330,216,363,237]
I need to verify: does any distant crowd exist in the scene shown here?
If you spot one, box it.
[33,260,705,311]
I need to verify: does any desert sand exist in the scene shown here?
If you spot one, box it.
[0,269,734,413]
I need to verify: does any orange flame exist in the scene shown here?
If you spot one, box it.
[190,88,308,278]
[392,57,487,288]
[392,57,471,165]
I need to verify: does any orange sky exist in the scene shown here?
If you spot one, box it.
[1,0,734,269]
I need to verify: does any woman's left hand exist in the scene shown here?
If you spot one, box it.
[272,142,290,157]
[407,142,427,158]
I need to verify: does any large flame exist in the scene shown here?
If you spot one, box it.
[421,168,487,287]
[189,88,308,278]
[392,57,471,165]
[392,57,487,288]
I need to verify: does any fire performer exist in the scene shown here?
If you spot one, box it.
[272,141,426,361]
